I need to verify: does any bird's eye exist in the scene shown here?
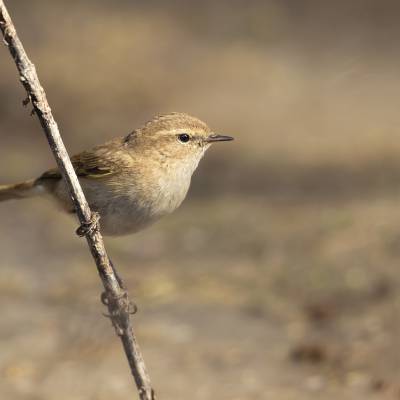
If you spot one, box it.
[178,133,190,143]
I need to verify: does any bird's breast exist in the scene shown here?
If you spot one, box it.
[151,165,192,215]
[100,163,192,235]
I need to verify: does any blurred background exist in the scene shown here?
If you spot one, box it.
[1,0,400,398]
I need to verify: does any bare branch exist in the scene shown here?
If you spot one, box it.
[0,2,155,399]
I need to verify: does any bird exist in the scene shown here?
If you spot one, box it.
[0,112,233,236]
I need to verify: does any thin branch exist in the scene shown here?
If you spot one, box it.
[0,2,155,399]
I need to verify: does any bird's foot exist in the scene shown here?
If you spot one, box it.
[76,211,100,237]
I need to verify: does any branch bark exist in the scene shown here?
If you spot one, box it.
[0,2,155,399]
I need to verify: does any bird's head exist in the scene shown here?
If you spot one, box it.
[124,112,233,166]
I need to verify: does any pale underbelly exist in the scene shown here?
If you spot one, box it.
[49,178,190,236]
[98,204,162,236]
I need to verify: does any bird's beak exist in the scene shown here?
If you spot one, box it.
[205,134,234,143]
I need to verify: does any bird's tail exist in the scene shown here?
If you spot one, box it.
[0,179,42,202]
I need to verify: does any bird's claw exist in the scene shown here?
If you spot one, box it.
[76,211,100,237]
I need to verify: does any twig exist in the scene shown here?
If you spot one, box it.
[0,2,155,399]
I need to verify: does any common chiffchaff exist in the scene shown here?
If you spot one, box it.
[0,112,233,235]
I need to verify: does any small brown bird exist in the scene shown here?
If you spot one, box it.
[0,112,233,236]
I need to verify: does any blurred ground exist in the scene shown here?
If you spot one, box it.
[1,1,400,399]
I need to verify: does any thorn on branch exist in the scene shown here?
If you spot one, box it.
[101,290,138,314]
[22,96,30,107]
[101,290,138,336]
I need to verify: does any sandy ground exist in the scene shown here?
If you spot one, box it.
[1,192,400,399]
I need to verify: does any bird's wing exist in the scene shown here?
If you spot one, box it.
[39,142,126,181]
